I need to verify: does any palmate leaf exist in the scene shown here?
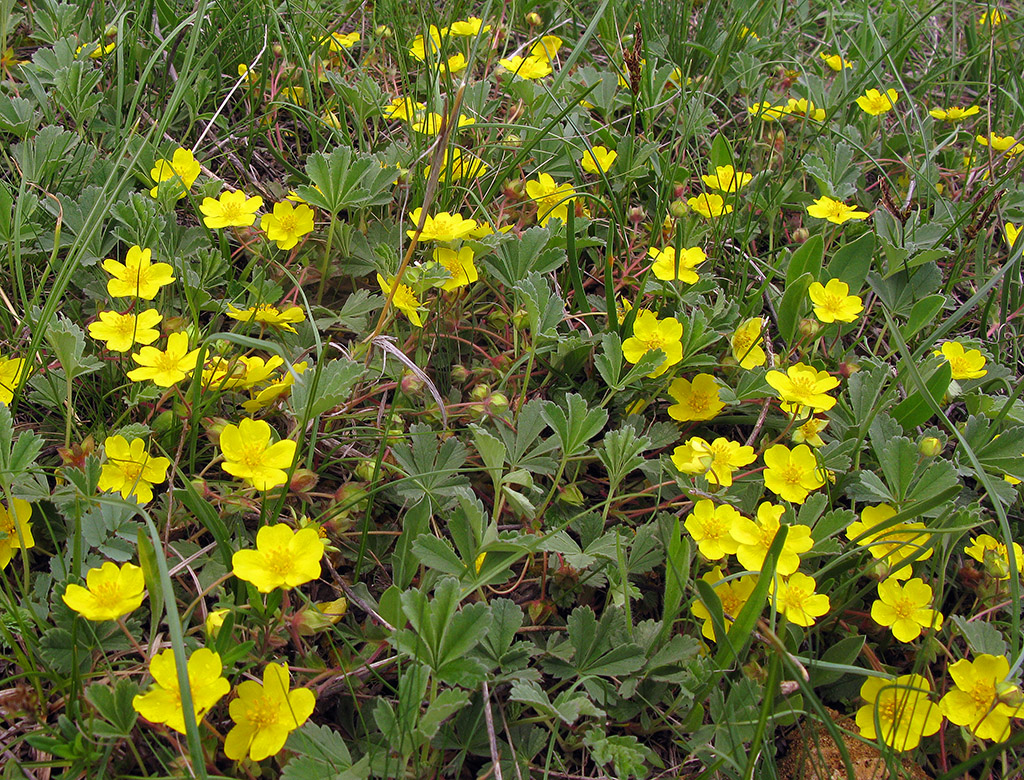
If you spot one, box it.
[295,146,395,214]
[391,424,470,504]
[542,393,608,457]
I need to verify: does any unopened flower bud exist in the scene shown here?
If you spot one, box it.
[627,206,646,225]
[919,436,942,457]
[486,392,509,415]
[792,227,809,244]
[526,11,542,26]
[559,483,585,505]
[512,308,529,329]
[502,178,524,198]
[205,609,229,638]
[375,24,392,37]
[354,458,377,482]
[487,309,509,328]
[203,417,229,445]
[295,598,348,636]
[272,43,284,57]
[290,468,319,494]
[669,199,687,218]
[469,383,491,402]
[400,370,424,395]
[797,318,821,338]
[451,364,472,383]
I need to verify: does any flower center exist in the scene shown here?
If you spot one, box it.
[969,681,996,711]
[891,596,916,619]
[780,584,810,612]
[92,580,124,607]
[262,545,295,576]
[0,514,14,535]
[221,201,242,219]
[247,693,281,728]
[119,460,144,483]
[780,464,805,486]
[278,215,297,234]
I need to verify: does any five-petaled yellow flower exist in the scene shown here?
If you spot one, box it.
[260,201,315,250]
[449,17,491,36]
[580,145,617,174]
[62,561,146,621]
[975,132,1023,156]
[692,566,757,641]
[702,165,753,192]
[498,55,552,80]
[784,98,825,122]
[667,374,725,421]
[383,97,426,121]
[855,88,899,116]
[929,105,980,122]
[649,245,706,284]
[98,435,170,504]
[762,444,826,504]
[127,332,201,387]
[226,302,306,333]
[133,647,231,734]
[220,418,297,491]
[806,196,870,224]
[940,655,1023,741]
[0,357,27,406]
[856,674,943,751]
[978,9,1008,26]
[425,148,488,182]
[730,318,767,369]
[672,437,756,488]
[730,502,812,575]
[232,523,323,593]
[933,341,987,380]
[963,534,1023,580]
[870,577,944,642]
[88,309,162,353]
[766,363,840,414]
[103,246,176,300]
[525,174,576,226]
[433,247,478,290]
[622,310,684,377]
[748,101,786,121]
[224,662,316,761]
[377,273,425,327]
[819,52,853,71]
[687,192,733,218]
[808,279,864,322]
[846,503,933,580]
[408,208,478,242]
[0,498,33,570]
[200,190,264,229]
[684,500,742,560]
[150,147,201,199]
[771,572,830,626]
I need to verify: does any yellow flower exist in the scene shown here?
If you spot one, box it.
[929,105,980,122]
[978,9,1007,26]
[963,534,1023,580]
[856,675,943,751]
[323,31,360,51]
[383,97,426,121]
[933,341,987,380]
[667,374,725,421]
[199,190,264,229]
[808,278,864,322]
[449,17,491,36]
[846,504,933,579]
[279,86,306,105]
[260,201,315,251]
[220,418,297,491]
[940,655,1022,741]
[133,647,230,734]
[433,246,478,290]
[806,196,870,224]
[232,523,322,593]
[748,101,786,121]
[819,52,853,71]
[762,444,825,504]
[684,499,742,560]
[530,35,562,61]
[525,173,576,226]
[103,245,175,299]
[621,310,684,377]
[855,88,899,116]
[226,302,306,333]
[241,361,307,414]
[730,318,766,369]
[580,145,617,174]
[0,357,26,406]
[127,332,201,387]
[784,98,826,121]
[649,245,706,284]
[701,165,753,192]
[671,437,756,488]
[77,40,116,59]
[730,502,811,575]
[687,192,732,218]
[975,132,1023,156]
[691,566,757,641]
[407,208,477,242]
[424,147,487,182]
[765,363,840,414]
[1006,223,1021,249]
[377,273,425,327]
[88,309,162,353]
[498,55,552,79]
[224,662,316,761]
[792,416,828,447]
[870,577,944,642]
[0,498,33,570]
[771,572,829,626]
[149,148,201,199]
[62,561,146,621]
[206,608,229,637]
[98,435,170,504]
[408,26,443,61]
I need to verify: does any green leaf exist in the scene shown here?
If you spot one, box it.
[86,680,139,737]
[827,231,874,292]
[891,361,951,430]
[594,332,625,389]
[903,294,946,341]
[417,689,470,739]
[137,528,164,636]
[412,534,465,576]
[584,728,654,780]
[470,424,506,494]
[950,615,1008,657]
[291,358,364,420]
[297,146,395,214]
[513,272,566,339]
[807,635,865,688]
[44,314,102,380]
[485,226,565,287]
[786,235,824,289]
[284,723,369,780]
[710,134,736,171]
[598,426,650,494]
[542,393,609,457]
[778,271,813,346]
[477,598,526,665]
[391,424,470,504]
